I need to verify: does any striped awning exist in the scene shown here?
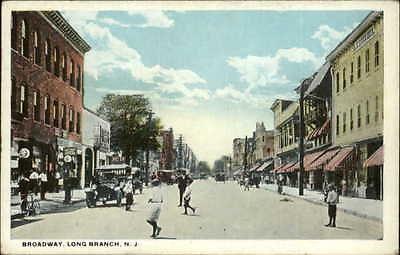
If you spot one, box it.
[293,150,326,171]
[325,147,354,171]
[364,145,384,167]
[278,162,297,173]
[308,147,341,171]
[256,160,273,172]
[249,165,261,172]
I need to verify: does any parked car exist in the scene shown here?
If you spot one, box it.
[215,173,225,182]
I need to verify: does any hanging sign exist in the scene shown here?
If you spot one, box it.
[19,148,30,159]
[64,155,72,163]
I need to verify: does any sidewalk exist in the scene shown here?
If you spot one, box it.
[261,183,383,222]
[11,189,86,219]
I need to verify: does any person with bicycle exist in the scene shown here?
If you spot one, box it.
[18,173,30,214]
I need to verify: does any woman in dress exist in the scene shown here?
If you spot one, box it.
[146,178,163,238]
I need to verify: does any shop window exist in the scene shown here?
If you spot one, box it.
[357,56,361,79]
[69,108,75,132]
[350,108,353,130]
[44,96,50,125]
[53,100,59,127]
[70,59,75,87]
[45,39,51,72]
[350,62,354,84]
[342,68,346,89]
[374,41,379,67]
[375,96,379,122]
[342,112,346,133]
[357,104,361,128]
[62,53,67,81]
[336,115,339,136]
[365,49,370,73]
[53,47,60,77]
[33,31,41,65]
[11,12,17,50]
[366,100,370,125]
[11,77,17,111]
[77,65,82,92]
[76,112,81,134]
[20,84,28,116]
[33,91,40,122]
[61,104,67,130]
[20,20,29,58]
[336,72,340,93]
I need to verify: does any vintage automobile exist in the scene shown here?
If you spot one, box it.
[215,172,225,182]
[84,164,130,208]
[156,170,176,185]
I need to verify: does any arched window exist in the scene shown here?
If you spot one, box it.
[77,65,81,91]
[70,59,75,87]
[21,20,29,57]
[53,47,60,77]
[33,31,41,65]
[62,53,67,81]
[45,39,51,72]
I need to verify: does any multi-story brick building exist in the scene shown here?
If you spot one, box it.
[159,128,175,170]
[254,122,274,162]
[232,138,245,171]
[10,11,90,186]
[327,11,383,199]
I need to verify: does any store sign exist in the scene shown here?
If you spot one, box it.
[353,27,375,51]
[63,147,77,156]
[18,148,30,159]
[64,155,72,163]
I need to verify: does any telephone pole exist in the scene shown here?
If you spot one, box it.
[145,111,153,186]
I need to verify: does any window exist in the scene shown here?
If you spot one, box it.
[62,53,67,81]
[53,47,60,77]
[33,31,40,65]
[375,95,379,122]
[336,72,340,93]
[350,108,354,130]
[336,115,340,136]
[44,96,51,125]
[20,20,29,57]
[357,56,361,79]
[374,41,379,66]
[61,104,66,130]
[366,100,370,125]
[365,49,370,73]
[11,77,17,111]
[357,104,361,128]
[45,39,51,72]
[343,112,346,133]
[69,108,75,132]
[262,136,264,142]
[11,12,17,50]
[20,84,28,116]
[33,91,40,121]
[69,59,75,87]
[77,65,82,91]
[53,100,59,127]
[342,68,346,89]
[350,62,354,83]
[76,112,81,134]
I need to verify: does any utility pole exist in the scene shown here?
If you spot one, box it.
[243,136,248,173]
[145,111,153,186]
[299,80,305,196]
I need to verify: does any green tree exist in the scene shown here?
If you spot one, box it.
[198,161,212,175]
[97,94,162,164]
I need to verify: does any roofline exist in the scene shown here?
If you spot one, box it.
[39,11,91,55]
[83,107,110,123]
[326,11,383,62]
[270,98,296,111]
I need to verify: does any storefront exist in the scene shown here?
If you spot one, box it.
[57,137,84,189]
[363,145,383,200]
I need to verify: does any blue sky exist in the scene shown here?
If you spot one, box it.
[63,10,370,165]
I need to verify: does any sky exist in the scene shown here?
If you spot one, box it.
[62,10,370,166]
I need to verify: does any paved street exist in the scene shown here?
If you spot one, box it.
[11,179,382,239]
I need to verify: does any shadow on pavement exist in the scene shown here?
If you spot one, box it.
[11,217,43,228]
[155,236,177,240]
[335,226,353,231]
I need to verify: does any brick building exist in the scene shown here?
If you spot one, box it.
[159,128,175,170]
[10,11,90,186]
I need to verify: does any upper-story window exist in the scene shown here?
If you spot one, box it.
[366,100,370,125]
[342,112,346,133]
[350,62,354,84]
[53,47,60,77]
[342,68,346,89]
[357,56,361,79]
[61,104,67,130]
[336,115,340,136]
[357,104,361,128]
[375,95,379,122]
[53,100,59,127]
[11,13,17,50]
[62,53,67,81]
[374,41,379,67]
[336,72,340,93]
[33,91,40,122]
[350,108,354,130]
[20,20,29,58]
[77,65,82,92]
[69,108,75,132]
[70,59,75,87]
[76,112,81,134]
[365,49,370,73]
[33,31,41,65]
[11,77,17,112]
[45,39,51,72]
[20,84,28,116]
[44,95,51,125]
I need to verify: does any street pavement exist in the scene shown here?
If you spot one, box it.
[11,179,382,239]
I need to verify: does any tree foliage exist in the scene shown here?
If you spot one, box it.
[213,159,225,172]
[97,94,163,163]
[198,161,211,175]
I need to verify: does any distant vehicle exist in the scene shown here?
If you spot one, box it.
[200,173,208,180]
[215,172,225,182]
[157,170,176,185]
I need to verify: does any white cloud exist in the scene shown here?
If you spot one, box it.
[127,10,174,28]
[312,23,357,51]
[100,18,131,28]
[227,48,322,92]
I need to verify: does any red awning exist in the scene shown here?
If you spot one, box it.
[272,163,286,173]
[256,160,273,172]
[316,119,330,137]
[306,127,319,140]
[279,162,297,173]
[364,145,384,167]
[308,147,341,171]
[293,150,326,171]
[325,147,354,171]
[249,165,261,172]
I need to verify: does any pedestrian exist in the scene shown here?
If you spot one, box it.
[325,184,338,228]
[177,173,187,207]
[183,178,196,215]
[123,178,134,211]
[18,173,30,214]
[146,178,163,238]
[55,171,61,192]
[244,177,250,191]
[39,171,48,200]
[29,168,39,196]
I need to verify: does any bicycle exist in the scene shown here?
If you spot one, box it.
[24,193,40,216]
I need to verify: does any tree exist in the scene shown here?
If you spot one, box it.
[213,159,224,173]
[97,94,162,164]
[198,161,211,175]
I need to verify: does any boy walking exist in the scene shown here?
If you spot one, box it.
[183,178,196,215]
[146,179,163,238]
[123,178,134,211]
[325,184,338,227]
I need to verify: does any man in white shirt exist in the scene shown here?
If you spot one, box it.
[183,178,196,215]
[146,179,163,238]
[325,184,338,227]
[29,169,39,195]
[39,171,48,200]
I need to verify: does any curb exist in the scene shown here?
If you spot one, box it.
[263,186,382,223]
